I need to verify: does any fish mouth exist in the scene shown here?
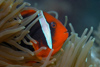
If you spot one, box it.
[64,31,68,34]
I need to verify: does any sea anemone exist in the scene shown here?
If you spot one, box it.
[90,24,100,67]
[51,24,95,67]
[0,0,96,67]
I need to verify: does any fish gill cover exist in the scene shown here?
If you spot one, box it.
[0,0,98,67]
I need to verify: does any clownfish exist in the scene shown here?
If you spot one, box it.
[21,9,68,58]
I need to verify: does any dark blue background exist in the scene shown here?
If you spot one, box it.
[24,0,100,36]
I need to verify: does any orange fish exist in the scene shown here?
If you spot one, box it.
[21,9,68,58]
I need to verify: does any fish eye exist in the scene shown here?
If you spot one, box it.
[51,22,56,28]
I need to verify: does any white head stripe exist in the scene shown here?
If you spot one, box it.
[38,10,52,49]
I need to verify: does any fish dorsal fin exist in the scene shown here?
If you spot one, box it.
[38,10,52,49]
